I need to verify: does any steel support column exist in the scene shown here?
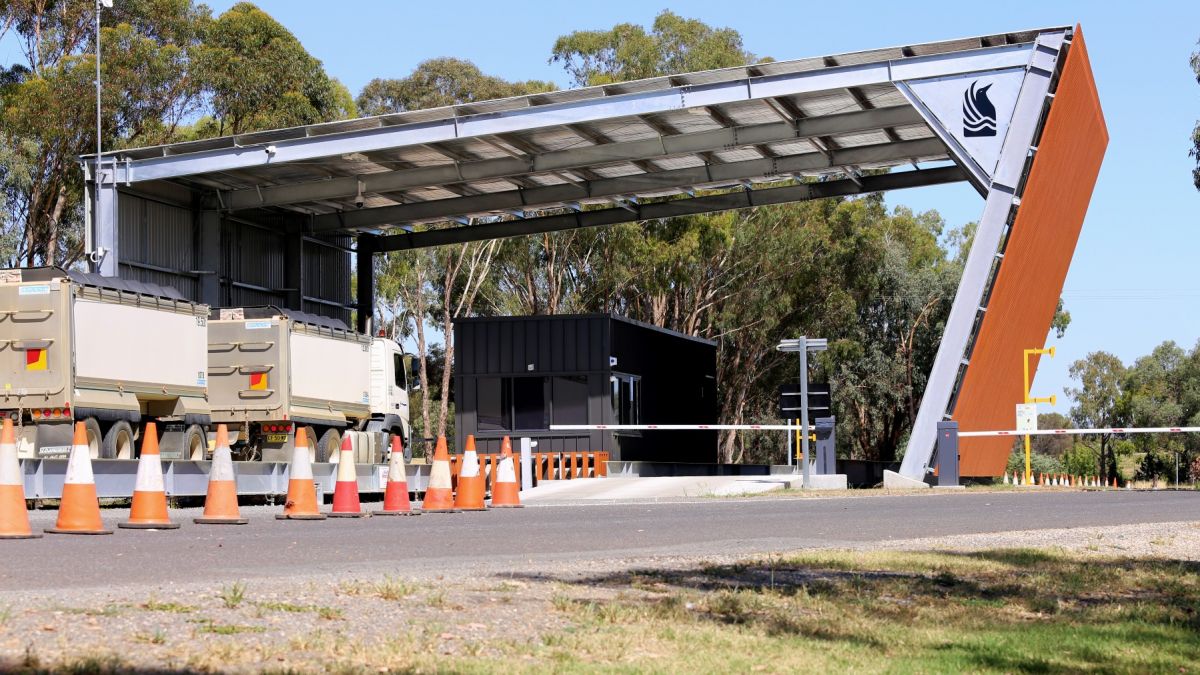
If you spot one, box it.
[899,32,1064,480]
[355,233,376,334]
[198,209,222,306]
[92,163,119,276]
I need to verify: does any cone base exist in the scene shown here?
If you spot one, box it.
[0,532,43,539]
[118,521,181,530]
[456,506,488,512]
[327,511,371,518]
[276,514,328,520]
[422,508,462,513]
[45,527,113,535]
[194,517,249,525]
[489,504,524,508]
[374,509,421,516]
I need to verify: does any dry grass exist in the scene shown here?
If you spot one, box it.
[4,548,1198,673]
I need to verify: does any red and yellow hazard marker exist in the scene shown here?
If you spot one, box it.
[25,348,46,371]
[249,372,268,390]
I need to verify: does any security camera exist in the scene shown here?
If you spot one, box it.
[264,145,277,156]
[355,196,365,209]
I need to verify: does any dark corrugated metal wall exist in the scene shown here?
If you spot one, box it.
[114,192,352,325]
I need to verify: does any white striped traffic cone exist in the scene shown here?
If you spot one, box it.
[45,422,112,535]
[0,418,40,539]
[119,422,179,530]
[194,424,248,524]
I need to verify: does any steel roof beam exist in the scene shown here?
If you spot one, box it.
[372,165,964,252]
[218,105,925,212]
[101,41,1036,185]
[310,137,947,232]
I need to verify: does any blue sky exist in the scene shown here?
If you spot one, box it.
[207,0,1200,415]
[7,1,1196,416]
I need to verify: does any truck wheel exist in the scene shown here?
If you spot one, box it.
[83,418,103,459]
[184,424,207,461]
[299,426,319,464]
[318,429,341,463]
[102,420,135,460]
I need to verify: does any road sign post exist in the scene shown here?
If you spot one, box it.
[1021,347,1056,485]
[777,337,827,489]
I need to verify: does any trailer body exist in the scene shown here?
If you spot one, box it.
[0,267,210,459]
[207,307,410,463]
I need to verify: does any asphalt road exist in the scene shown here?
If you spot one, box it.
[4,490,1199,592]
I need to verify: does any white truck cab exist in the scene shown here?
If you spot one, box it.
[367,336,417,461]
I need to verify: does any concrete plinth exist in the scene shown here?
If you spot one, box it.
[883,469,930,489]
[785,474,848,490]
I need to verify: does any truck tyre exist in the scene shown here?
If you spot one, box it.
[318,429,340,463]
[299,426,319,463]
[83,417,103,459]
[102,420,135,460]
[183,424,207,461]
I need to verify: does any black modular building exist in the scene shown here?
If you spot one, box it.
[452,314,717,462]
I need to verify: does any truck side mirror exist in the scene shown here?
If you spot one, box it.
[403,354,421,391]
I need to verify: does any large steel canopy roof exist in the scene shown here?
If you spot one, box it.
[89,27,1065,251]
[84,25,1105,484]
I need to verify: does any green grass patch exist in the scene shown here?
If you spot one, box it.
[534,548,1200,673]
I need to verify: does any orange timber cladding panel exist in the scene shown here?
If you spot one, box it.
[953,27,1108,476]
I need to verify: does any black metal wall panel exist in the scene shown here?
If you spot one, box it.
[116,193,200,299]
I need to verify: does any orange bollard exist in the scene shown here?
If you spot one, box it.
[45,422,112,535]
[119,422,179,530]
[0,418,40,539]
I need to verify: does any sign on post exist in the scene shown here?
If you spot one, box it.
[1015,403,1038,432]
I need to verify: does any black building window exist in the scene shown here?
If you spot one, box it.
[477,377,510,431]
[552,375,588,425]
[512,376,547,430]
[611,373,640,425]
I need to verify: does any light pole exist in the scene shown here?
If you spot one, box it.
[776,337,827,489]
[91,0,112,271]
[1022,346,1056,484]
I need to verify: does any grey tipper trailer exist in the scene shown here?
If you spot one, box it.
[0,267,210,460]
[207,306,409,464]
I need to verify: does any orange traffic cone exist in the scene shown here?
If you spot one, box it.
[45,422,112,535]
[453,435,486,511]
[421,436,458,513]
[376,435,418,516]
[329,434,368,518]
[194,424,248,524]
[119,423,179,530]
[0,419,40,539]
[490,436,522,508]
[277,427,326,520]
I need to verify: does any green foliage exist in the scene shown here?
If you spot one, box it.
[1005,448,1064,476]
[550,10,761,87]
[0,1,348,265]
[357,58,553,115]
[192,2,350,135]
